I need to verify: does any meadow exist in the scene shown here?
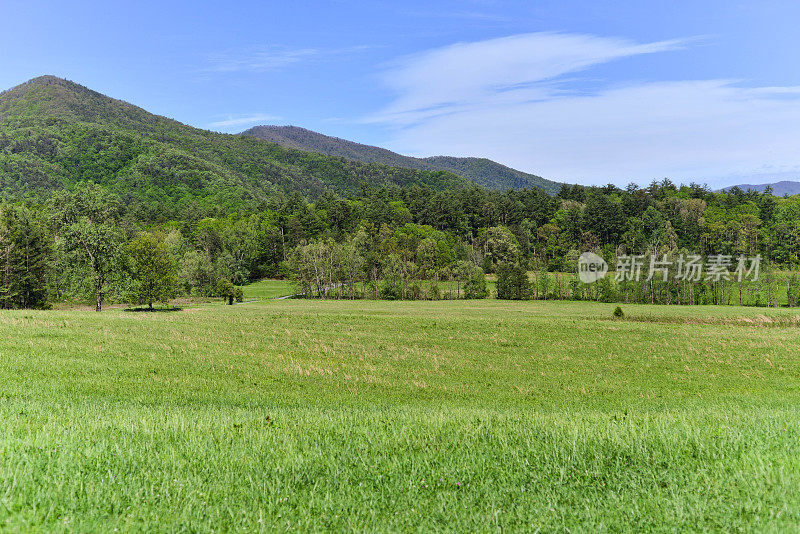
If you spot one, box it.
[241,279,297,300]
[1,296,799,531]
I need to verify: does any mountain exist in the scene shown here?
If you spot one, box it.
[241,125,562,194]
[0,76,466,217]
[721,180,800,196]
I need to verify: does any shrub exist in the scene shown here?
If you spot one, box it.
[463,268,488,299]
[597,276,615,303]
[429,281,441,300]
[215,279,235,305]
[496,262,532,300]
[379,283,401,301]
[613,306,624,318]
[408,281,422,300]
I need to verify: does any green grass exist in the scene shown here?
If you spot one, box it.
[241,279,295,300]
[1,300,800,531]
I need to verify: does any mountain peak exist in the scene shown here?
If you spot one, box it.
[0,76,469,204]
[25,74,71,86]
[3,75,83,97]
[242,125,562,193]
[0,75,181,130]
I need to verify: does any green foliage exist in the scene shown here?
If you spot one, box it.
[480,226,520,272]
[283,229,484,301]
[7,78,800,309]
[215,279,236,304]
[125,232,178,309]
[0,77,468,217]
[178,249,217,297]
[243,125,562,193]
[0,205,50,309]
[496,262,532,300]
[462,264,489,299]
[613,305,624,318]
[52,182,125,311]
[213,278,243,304]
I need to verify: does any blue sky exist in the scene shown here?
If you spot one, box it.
[3,0,800,187]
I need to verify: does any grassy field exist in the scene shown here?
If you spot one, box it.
[241,279,295,300]
[1,298,799,531]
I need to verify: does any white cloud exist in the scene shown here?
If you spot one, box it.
[207,114,279,130]
[207,47,322,73]
[206,45,371,73]
[369,32,687,125]
[371,32,800,186]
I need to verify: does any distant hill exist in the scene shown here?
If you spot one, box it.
[721,181,800,196]
[0,76,466,216]
[242,125,562,194]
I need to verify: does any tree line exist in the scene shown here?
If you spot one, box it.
[1,178,799,308]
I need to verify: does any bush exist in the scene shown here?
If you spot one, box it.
[429,281,441,300]
[597,276,616,303]
[408,281,422,300]
[496,262,532,300]
[215,279,235,305]
[379,283,402,301]
[463,268,488,299]
[613,306,624,318]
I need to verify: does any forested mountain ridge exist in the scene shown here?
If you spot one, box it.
[241,125,563,194]
[0,75,184,129]
[721,181,800,196]
[0,76,466,219]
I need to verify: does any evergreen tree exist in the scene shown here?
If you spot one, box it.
[0,206,51,309]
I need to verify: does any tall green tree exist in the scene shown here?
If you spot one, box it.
[125,232,178,310]
[0,206,51,309]
[495,262,532,300]
[53,182,124,311]
[481,226,520,272]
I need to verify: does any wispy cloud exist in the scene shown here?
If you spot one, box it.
[368,32,689,125]
[205,45,371,73]
[401,10,513,23]
[207,114,279,130]
[369,32,800,185]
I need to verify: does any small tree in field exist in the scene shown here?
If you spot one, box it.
[215,280,243,304]
[496,262,532,300]
[462,263,488,299]
[126,232,178,310]
[215,279,236,305]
